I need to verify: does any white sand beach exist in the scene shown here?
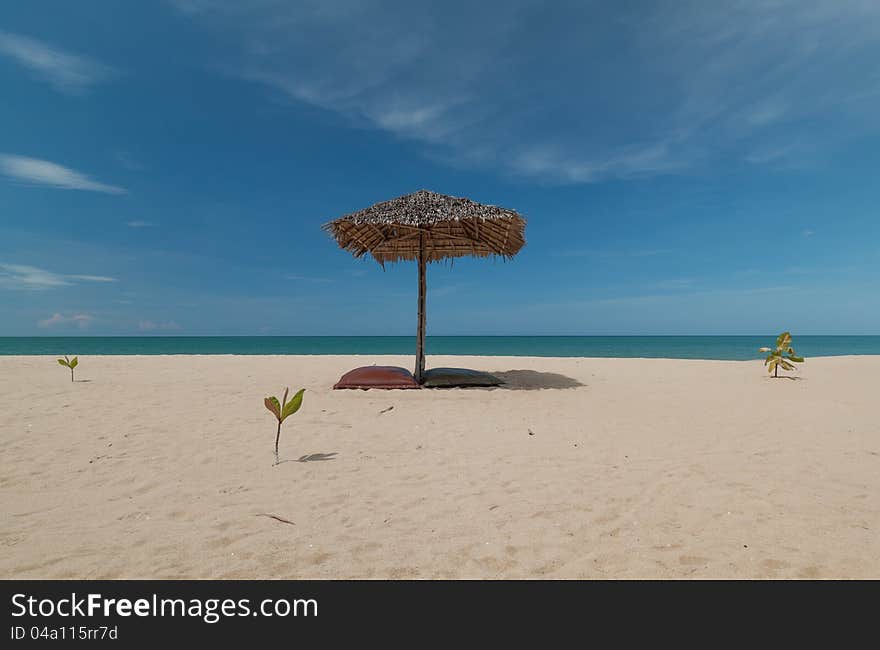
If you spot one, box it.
[1,354,878,579]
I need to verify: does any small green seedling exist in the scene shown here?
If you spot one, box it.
[264,387,305,465]
[57,355,79,382]
[759,332,805,378]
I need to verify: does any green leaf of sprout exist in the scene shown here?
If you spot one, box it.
[264,396,281,420]
[281,388,305,421]
[762,332,804,376]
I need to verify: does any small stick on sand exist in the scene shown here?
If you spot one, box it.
[379,406,394,414]
[255,513,296,526]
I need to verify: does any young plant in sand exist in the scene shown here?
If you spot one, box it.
[57,355,79,382]
[264,387,305,465]
[759,332,804,378]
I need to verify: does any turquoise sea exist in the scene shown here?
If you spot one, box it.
[1,336,878,360]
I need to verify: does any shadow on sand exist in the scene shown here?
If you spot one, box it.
[296,452,338,462]
[276,452,338,465]
[489,369,584,391]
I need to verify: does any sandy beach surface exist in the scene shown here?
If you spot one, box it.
[1,354,878,579]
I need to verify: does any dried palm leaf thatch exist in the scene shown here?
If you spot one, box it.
[323,189,526,384]
[322,189,526,264]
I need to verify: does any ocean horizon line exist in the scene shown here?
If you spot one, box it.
[2,334,878,338]
[2,335,879,361]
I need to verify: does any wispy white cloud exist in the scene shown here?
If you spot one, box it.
[38,312,94,329]
[0,263,118,290]
[67,274,118,283]
[127,220,154,228]
[0,154,126,194]
[173,0,880,183]
[138,320,182,331]
[0,31,115,94]
[509,142,686,184]
[0,264,69,289]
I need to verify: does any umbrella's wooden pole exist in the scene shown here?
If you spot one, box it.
[415,233,427,383]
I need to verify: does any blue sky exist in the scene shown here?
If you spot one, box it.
[1,0,879,336]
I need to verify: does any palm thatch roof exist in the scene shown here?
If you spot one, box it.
[323,189,526,264]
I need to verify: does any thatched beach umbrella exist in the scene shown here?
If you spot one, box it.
[323,190,526,383]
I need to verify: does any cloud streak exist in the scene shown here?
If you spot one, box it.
[0,264,118,290]
[0,31,115,94]
[38,313,94,329]
[0,154,126,194]
[173,0,880,184]
[138,320,182,331]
